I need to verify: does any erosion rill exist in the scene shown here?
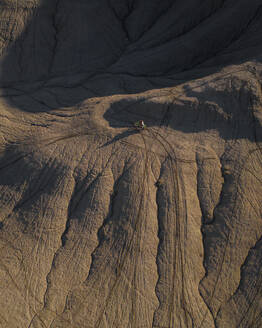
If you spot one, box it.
[0,1,262,327]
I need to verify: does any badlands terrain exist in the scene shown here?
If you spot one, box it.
[0,1,262,327]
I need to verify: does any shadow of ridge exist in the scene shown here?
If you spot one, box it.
[1,0,262,113]
[103,87,262,142]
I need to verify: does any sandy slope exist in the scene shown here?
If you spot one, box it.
[0,1,262,327]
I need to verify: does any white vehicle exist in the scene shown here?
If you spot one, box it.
[134,120,146,129]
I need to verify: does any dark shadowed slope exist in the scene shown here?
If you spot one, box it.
[0,1,262,328]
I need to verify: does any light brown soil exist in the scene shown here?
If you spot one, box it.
[0,1,262,327]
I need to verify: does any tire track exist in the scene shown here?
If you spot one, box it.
[148,128,193,328]
[93,130,150,328]
[47,129,151,328]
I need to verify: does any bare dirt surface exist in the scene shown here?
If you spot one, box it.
[0,1,262,327]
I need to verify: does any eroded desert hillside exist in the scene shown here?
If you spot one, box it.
[0,1,262,327]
